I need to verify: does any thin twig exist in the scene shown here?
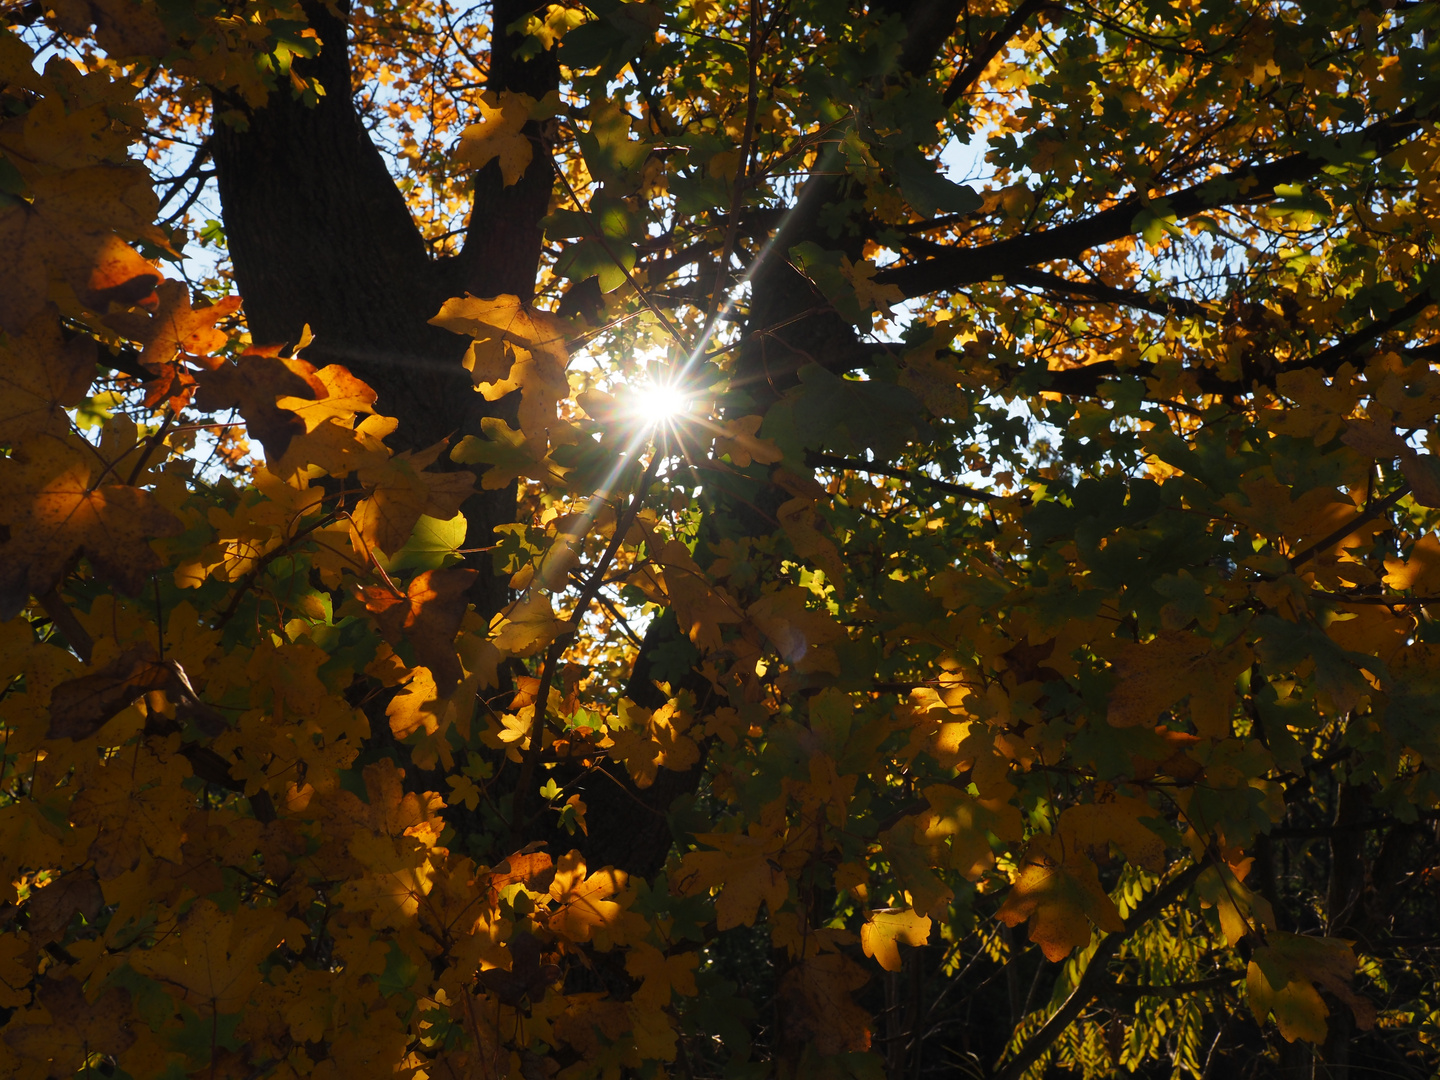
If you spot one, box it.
[942,0,1047,107]
[547,148,694,353]
[806,451,996,501]
[510,450,664,841]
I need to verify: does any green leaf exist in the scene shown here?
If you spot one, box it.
[377,512,467,572]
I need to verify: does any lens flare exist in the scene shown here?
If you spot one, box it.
[630,380,690,424]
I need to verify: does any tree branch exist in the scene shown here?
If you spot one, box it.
[942,0,1048,106]
[879,112,1423,299]
[1287,484,1410,570]
[511,450,663,842]
[806,451,996,501]
[1005,267,1216,319]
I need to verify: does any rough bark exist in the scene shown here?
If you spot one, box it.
[209,0,563,624]
[211,1,469,449]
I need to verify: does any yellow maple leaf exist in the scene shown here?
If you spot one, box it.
[131,900,287,1014]
[490,589,568,656]
[353,442,475,557]
[1106,630,1212,728]
[675,826,791,930]
[995,834,1125,961]
[103,278,241,370]
[0,933,31,1008]
[0,436,182,618]
[860,908,931,972]
[776,496,846,597]
[275,363,377,434]
[624,942,698,1006]
[840,255,904,313]
[428,293,571,442]
[711,415,783,468]
[918,783,1023,880]
[1247,933,1375,1044]
[454,92,536,186]
[776,952,872,1054]
[605,697,700,788]
[0,316,97,442]
[547,852,626,942]
[1057,795,1166,872]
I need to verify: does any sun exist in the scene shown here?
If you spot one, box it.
[629,379,691,424]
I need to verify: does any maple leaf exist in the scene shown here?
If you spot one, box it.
[918,783,1023,880]
[451,416,570,489]
[353,444,475,558]
[1106,630,1213,728]
[746,586,843,674]
[4,978,135,1074]
[995,834,1125,961]
[484,849,558,906]
[24,870,103,944]
[776,496,846,597]
[0,437,182,618]
[604,697,700,788]
[711,415,783,468]
[454,92,536,186]
[877,817,954,918]
[0,138,161,329]
[625,942,698,1007]
[632,539,742,654]
[547,851,626,942]
[429,293,571,440]
[675,826,790,930]
[1342,419,1440,506]
[1057,795,1166,872]
[103,278,241,370]
[776,952,872,1054]
[131,901,288,1014]
[860,908,931,972]
[276,362,378,433]
[46,641,172,739]
[193,349,326,459]
[362,567,477,693]
[386,663,442,744]
[340,831,438,927]
[0,933,31,1008]
[1248,933,1375,1044]
[490,589,568,656]
[1384,532,1440,595]
[478,929,562,1006]
[0,316,97,442]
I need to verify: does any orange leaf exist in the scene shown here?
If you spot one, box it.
[860,908,931,972]
[362,567,478,693]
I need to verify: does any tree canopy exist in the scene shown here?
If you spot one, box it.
[1,0,1439,1077]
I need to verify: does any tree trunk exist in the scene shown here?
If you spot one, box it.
[209,0,561,623]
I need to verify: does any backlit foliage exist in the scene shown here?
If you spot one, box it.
[2,1,1440,1078]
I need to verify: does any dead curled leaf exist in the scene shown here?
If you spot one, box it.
[47,642,229,740]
